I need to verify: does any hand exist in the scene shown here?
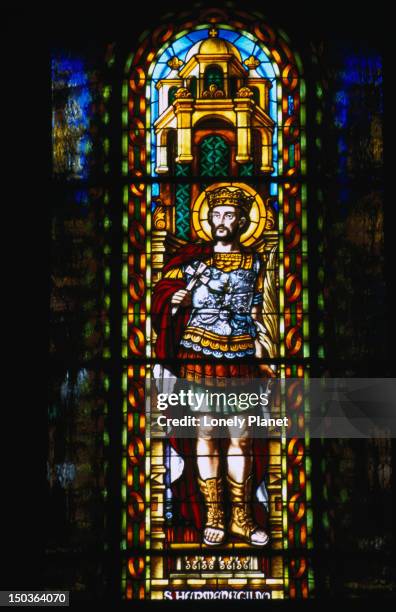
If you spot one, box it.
[253,323,274,359]
[258,364,277,378]
[254,338,266,359]
[171,289,192,307]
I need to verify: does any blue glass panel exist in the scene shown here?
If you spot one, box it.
[343,55,382,86]
[272,123,278,177]
[72,189,90,216]
[288,95,295,115]
[151,132,156,173]
[217,29,240,43]
[152,183,160,197]
[272,143,278,162]
[269,99,277,122]
[270,184,279,210]
[186,30,208,43]
[255,48,271,63]
[233,35,256,58]
[334,91,348,129]
[150,98,158,113]
[150,85,158,103]
[52,56,92,179]
[51,57,89,88]
[150,103,156,121]
[158,47,174,62]
[152,62,171,80]
[257,62,275,80]
[170,38,195,60]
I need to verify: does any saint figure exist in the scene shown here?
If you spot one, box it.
[153,185,274,547]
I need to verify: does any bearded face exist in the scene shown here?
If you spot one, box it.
[208,205,247,242]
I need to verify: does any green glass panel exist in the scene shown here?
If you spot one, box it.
[175,163,191,240]
[199,135,229,177]
[239,161,254,177]
[204,65,223,90]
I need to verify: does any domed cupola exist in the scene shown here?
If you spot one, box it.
[154,27,274,173]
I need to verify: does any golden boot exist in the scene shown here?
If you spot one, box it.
[198,476,225,546]
[227,474,269,546]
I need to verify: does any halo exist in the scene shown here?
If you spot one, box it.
[191,182,267,246]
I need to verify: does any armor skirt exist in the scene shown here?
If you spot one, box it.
[176,349,262,415]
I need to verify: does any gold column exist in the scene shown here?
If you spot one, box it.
[150,439,167,594]
[267,439,284,582]
[235,98,253,163]
[174,97,194,163]
[155,131,169,174]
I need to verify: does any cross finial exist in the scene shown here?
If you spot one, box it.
[208,26,218,38]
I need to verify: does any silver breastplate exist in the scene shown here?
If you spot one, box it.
[184,261,258,337]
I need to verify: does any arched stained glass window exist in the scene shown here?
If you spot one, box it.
[49,4,391,605]
[122,7,311,602]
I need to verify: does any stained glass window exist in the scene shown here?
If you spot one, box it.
[52,57,93,179]
[122,9,312,601]
[48,5,391,604]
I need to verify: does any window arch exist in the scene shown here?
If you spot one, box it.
[168,85,178,106]
[204,64,224,91]
[123,7,310,602]
[188,75,197,97]
[250,86,261,106]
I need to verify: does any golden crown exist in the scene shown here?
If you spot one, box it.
[207,187,255,213]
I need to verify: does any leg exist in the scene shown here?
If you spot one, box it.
[227,434,252,483]
[196,421,225,546]
[196,436,219,480]
[226,424,269,546]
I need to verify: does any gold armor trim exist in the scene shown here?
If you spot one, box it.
[182,326,255,352]
[164,253,258,276]
[204,252,253,272]
[197,476,225,546]
[227,474,269,546]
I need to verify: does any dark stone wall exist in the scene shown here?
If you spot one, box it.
[48,50,111,599]
[309,39,394,598]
